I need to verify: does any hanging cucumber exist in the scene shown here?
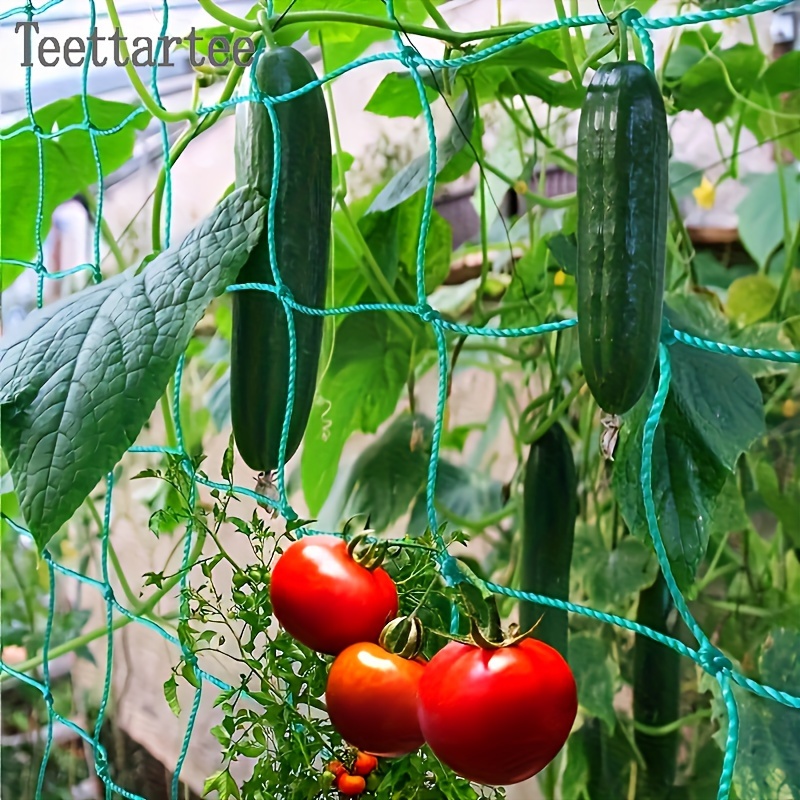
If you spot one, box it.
[576,61,668,415]
[519,422,577,661]
[231,46,331,472]
[634,570,680,797]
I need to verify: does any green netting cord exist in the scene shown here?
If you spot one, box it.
[1,1,799,799]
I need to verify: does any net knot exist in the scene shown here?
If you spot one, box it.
[43,690,54,706]
[620,8,643,24]
[94,748,109,777]
[281,505,298,523]
[31,123,43,135]
[417,303,441,324]
[437,554,464,587]
[697,644,732,677]
[398,46,420,68]
[103,585,115,603]
[275,285,294,305]
[660,318,677,346]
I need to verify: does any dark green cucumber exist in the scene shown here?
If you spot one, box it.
[576,62,668,415]
[634,570,680,797]
[231,46,331,472]
[519,422,577,661]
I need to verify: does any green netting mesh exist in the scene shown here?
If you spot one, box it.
[1,0,799,798]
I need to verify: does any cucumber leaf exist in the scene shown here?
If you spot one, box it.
[301,314,414,516]
[0,187,266,550]
[570,634,620,732]
[736,169,800,268]
[365,72,440,118]
[708,629,800,798]
[0,96,151,289]
[613,305,765,590]
[367,94,475,214]
[339,413,433,532]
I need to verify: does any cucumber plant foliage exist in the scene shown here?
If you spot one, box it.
[0,187,267,549]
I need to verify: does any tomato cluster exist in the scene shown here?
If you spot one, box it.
[270,534,579,791]
[324,752,380,795]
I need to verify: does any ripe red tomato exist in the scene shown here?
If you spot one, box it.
[336,773,366,795]
[417,639,578,785]
[352,751,378,776]
[326,642,426,758]
[326,760,346,778]
[269,535,398,655]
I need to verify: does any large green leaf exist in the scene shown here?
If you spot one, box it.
[460,30,568,103]
[508,70,585,109]
[340,413,433,532]
[365,72,440,118]
[395,192,453,294]
[709,629,800,798]
[0,187,266,549]
[301,314,414,515]
[726,274,778,325]
[367,94,475,214]
[613,306,765,589]
[761,51,800,95]
[408,458,505,536]
[668,292,795,378]
[664,42,765,123]
[570,634,620,732]
[0,96,150,288]
[736,169,800,268]
[577,536,658,611]
[741,53,800,160]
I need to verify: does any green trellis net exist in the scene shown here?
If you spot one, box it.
[1,0,799,798]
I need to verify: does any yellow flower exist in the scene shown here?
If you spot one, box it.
[692,176,716,210]
[782,398,798,418]
[554,269,566,286]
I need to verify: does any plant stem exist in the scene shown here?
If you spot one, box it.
[669,188,697,284]
[1,531,207,684]
[160,392,179,450]
[421,0,451,31]
[618,17,629,62]
[150,38,260,250]
[83,497,141,611]
[273,11,543,46]
[553,0,582,87]
[336,198,418,343]
[197,0,258,30]
[775,223,800,317]
[3,548,36,635]
[462,80,490,318]
[83,192,126,273]
[522,380,584,444]
[320,35,348,202]
[637,707,712,734]
[703,598,785,618]
[569,0,588,64]
[461,342,526,361]
[436,500,518,531]
[483,161,576,208]
[257,8,278,49]
[103,0,196,123]
[580,31,619,73]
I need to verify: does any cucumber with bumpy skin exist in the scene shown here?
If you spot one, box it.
[634,570,680,797]
[519,422,577,661]
[577,61,668,415]
[231,46,331,472]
